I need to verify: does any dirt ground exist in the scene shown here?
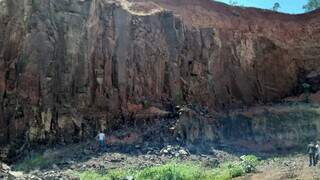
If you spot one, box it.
[2,140,320,180]
[238,154,320,180]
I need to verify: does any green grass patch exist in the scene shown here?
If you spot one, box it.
[135,162,204,180]
[79,155,259,180]
[79,169,133,180]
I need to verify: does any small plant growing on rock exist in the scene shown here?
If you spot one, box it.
[174,91,184,106]
[142,100,151,108]
[302,83,311,103]
[240,155,259,173]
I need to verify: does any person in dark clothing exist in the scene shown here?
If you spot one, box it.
[307,141,317,167]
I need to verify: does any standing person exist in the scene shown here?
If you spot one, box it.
[97,130,106,152]
[315,141,320,165]
[307,141,317,167]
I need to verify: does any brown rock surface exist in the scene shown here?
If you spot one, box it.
[0,0,320,159]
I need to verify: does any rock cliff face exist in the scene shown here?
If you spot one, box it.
[174,104,320,152]
[0,0,320,156]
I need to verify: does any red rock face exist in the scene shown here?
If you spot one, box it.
[0,0,319,152]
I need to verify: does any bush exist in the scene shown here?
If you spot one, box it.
[240,155,259,173]
[215,162,244,179]
[209,155,259,180]
[228,163,245,177]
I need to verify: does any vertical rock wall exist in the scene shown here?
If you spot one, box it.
[0,0,319,155]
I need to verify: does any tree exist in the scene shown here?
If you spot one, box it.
[229,0,238,6]
[303,0,320,12]
[272,2,280,12]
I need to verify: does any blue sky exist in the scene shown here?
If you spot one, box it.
[215,0,309,14]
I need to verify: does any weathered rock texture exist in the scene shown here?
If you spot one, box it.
[0,0,320,157]
[174,104,320,152]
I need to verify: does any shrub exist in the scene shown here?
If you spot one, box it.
[228,163,245,177]
[215,162,244,179]
[240,155,259,173]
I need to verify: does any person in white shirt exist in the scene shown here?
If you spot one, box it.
[315,141,320,165]
[96,130,106,152]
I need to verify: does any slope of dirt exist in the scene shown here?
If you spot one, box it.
[237,154,320,180]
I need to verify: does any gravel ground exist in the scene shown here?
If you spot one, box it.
[1,140,240,180]
[237,154,320,180]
